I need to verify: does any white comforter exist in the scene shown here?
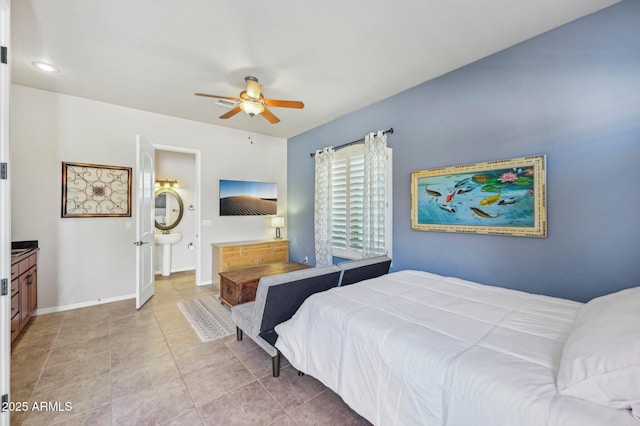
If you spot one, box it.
[275,270,637,426]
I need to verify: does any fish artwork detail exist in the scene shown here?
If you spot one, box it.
[446,178,472,202]
[445,190,455,203]
[437,202,456,213]
[470,207,502,219]
[498,197,518,205]
[456,185,476,195]
[479,189,502,206]
[425,186,442,197]
[454,178,470,188]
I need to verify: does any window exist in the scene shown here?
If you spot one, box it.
[330,144,392,259]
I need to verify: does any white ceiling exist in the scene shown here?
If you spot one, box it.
[11,0,620,139]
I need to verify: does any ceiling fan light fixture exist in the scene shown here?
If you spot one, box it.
[196,75,302,124]
[245,76,262,99]
[239,100,264,116]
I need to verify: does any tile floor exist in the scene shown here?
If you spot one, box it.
[10,271,370,426]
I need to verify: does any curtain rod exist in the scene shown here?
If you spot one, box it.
[309,127,394,158]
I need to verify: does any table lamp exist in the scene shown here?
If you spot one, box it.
[270,216,284,239]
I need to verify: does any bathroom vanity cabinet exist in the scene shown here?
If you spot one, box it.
[10,248,39,344]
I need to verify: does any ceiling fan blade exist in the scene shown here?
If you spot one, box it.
[195,93,242,101]
[219,106,242,119]
[264,99,304,109]
[260,107,280,124]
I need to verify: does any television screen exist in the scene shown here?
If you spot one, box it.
[219,179,277,216]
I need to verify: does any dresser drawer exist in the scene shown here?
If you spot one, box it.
[256,252,288,264]
[222,257,258,270]
[10,278,18,297]
[221,246,242,255]
[240,243,273,252]
[273,241,289,251]
[11,263,19,280]
[28,253,37,269]
[11,312,20,342]
[18,258,30,275]
[11,294,19,320]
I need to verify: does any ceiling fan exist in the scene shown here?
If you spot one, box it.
[195,76,304,124]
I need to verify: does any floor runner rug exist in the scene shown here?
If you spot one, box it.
[177,297,234,343]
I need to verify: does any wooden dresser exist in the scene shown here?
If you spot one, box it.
[211,239,289,283]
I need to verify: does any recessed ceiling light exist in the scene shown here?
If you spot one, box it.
[32,61,59,73]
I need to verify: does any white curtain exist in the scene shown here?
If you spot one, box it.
[362,131,388,257]
[314,146,334,267]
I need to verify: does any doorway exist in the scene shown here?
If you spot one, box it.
[153,145,202,285]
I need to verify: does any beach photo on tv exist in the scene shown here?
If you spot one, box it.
[219,179,277,216]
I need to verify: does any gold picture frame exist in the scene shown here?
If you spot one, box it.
[411,155,546,237]
[61,162,132,218]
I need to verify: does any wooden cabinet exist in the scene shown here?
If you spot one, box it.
[19,273,31,325]
[218,261,311,307]
[211,239,289,283]
[28,268,38,313]
[10,249,38,345]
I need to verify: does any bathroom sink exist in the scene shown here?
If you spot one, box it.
[155,233,182,277]
[155,233,182,246]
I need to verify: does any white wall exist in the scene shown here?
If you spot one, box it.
[11,85,288,311]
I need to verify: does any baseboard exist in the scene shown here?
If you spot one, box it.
[36,272,210,315]
[154,266,196,275]
[34,293,136,316]
[153,267,210,286]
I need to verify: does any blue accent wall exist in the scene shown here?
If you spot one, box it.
[287,1,640,302]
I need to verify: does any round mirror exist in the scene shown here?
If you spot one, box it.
[155,188,184,231]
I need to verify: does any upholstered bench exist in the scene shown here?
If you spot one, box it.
[337,255,392,286]
[231,265,341,377]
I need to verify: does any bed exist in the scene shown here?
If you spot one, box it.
[274,270,639,425]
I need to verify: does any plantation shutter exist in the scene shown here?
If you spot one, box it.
[331,149,365,257]
[349,154,365,251]
[330,157,347,250]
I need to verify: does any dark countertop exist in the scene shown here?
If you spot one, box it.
[12,240,38,250]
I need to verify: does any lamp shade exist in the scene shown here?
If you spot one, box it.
[271,217,285,228]
[246,78,262,99]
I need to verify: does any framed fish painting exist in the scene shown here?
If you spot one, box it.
[411,155,547,237]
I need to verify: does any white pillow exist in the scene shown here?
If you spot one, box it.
[557,286,640,414]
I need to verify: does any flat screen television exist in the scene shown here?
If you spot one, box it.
[219,179,277,216]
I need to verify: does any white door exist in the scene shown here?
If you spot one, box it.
[135,135,155,309]
[0,1,10,424]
